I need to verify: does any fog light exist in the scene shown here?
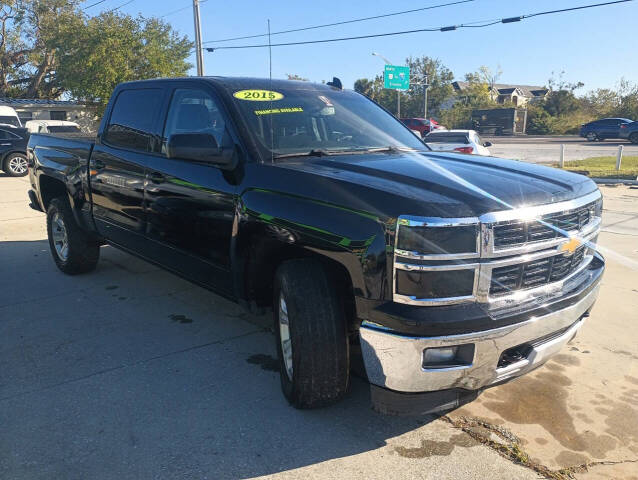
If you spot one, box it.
[422,344,475,369]
[424,347,458,364]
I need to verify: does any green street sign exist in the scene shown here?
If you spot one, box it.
[384,65,410,90]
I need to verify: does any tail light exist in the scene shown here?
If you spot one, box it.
[620,124,627,129]
[454,146,474,154]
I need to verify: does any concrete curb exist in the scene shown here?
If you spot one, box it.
[592,178,638,186]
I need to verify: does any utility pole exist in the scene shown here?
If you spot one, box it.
[193,0,205,76]
[423,74,429,120]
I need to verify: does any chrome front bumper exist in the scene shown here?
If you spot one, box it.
[360,282,600,393]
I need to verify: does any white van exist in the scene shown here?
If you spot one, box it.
[25,120,81,134]
[0,106,22,128]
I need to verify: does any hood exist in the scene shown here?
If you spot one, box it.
[274,151,598,218]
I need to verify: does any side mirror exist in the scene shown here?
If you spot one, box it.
[483,141,492,147]
[167,132,236,168]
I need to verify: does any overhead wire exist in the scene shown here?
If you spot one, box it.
[203,0,633,51]
[202,0,475,45]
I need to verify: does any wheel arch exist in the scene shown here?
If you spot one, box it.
[234,189,389,329]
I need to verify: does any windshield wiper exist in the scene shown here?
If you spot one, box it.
[273,149,334,160]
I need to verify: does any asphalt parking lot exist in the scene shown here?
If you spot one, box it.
[484,135,638,164]
[1,174,637,479]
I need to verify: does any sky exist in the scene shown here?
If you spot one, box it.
[84,0,637,93]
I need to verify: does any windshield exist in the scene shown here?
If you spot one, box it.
[0,116,20,127]
[229,85,427,159]
[47,125,81,133]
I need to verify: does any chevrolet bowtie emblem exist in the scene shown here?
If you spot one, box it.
[559,237,582,255]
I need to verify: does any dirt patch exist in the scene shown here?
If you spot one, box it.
[536,437,549,445]
[246,354,279,372]
[482,371,618,457]
[545,363,565,372]
[555,450,590,466]
[576,412,594,424]
[169,314,193,324]
[551,354,581,367]
[394,432,478,458]
[626,376,638,386]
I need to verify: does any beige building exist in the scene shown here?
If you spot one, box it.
[451,82,549,107]
[0,98,100,133]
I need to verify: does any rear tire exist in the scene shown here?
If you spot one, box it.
[46,197,100,274]
[3,153,28,177]
[629,133,638,145]
[274,259,350,409]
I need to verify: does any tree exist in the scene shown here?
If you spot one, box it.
[478,65,502,100]
[438,70,497,129]
[543,72,584,117]
[0,0,192,106]
[0,0,82,98]
[55,13,191,108]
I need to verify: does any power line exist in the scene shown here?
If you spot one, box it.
[104,0,134,13]
[159,0,208,19]
[202,0,475,45]
[205,0,633,51]
[82,0,109,9]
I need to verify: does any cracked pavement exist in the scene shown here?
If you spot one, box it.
[1,175,637,479]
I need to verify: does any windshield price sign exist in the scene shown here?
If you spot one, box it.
[383,65,410,90]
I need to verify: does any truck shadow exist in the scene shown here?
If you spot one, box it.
[0,239,438,479]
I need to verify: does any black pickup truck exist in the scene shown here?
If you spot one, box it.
[27,77,604,414]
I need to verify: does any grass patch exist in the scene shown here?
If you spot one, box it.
[554,156,638,179]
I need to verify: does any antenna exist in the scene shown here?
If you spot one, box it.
[268,19,274,164]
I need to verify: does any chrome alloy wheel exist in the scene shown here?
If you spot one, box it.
[278,293,293,380]
[8,156,27,175]
[51,212,69,261]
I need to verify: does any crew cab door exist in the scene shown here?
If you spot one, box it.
[143,85,236,295]
[90,87,167,252]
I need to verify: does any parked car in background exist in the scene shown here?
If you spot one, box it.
[0,105,22,128]
[0,127,29,176]
[619,121,638,144]
[579,118,633,141]
[25,120,81,134]
[401,117,444,138]
[423,129,492,155]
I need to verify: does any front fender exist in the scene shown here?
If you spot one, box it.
[237,188,389,300]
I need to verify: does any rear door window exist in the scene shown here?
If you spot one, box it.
[104,88,164,152]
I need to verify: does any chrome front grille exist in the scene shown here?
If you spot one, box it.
[490,246,586,295]
[493,203,594,249]
[393,190,602,307]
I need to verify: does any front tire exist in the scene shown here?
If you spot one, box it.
[3,153,28,177]
[274,259,350,409]
[629,133,638,145]
[46,197,100,274]
[586,132,599,142]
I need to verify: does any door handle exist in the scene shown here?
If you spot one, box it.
[149,172,165,184]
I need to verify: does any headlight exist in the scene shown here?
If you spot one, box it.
[393,216,480,305]
[593,197,603,218]
[396,224,478,256]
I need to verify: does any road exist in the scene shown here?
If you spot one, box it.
[1,173,637,479]
[483,135,638,164]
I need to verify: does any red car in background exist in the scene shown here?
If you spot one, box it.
[401,117,445,138]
